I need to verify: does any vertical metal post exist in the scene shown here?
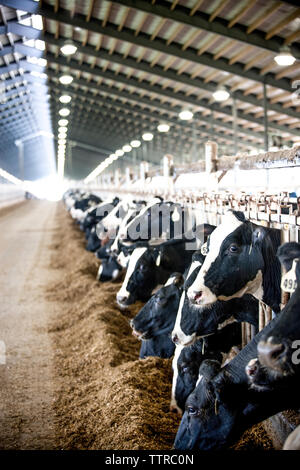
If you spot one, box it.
[192,121,197,162]
[263,83,269,152]
[232,97,238,156]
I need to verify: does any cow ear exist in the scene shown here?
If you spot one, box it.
[213,369,233,400]
[199,359,222,381]
[173,273,184,286]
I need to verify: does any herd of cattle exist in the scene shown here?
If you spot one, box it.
[63,189,300,451]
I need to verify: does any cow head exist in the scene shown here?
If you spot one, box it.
[97,255,123,282]
[130,273,183,340]
[257,242,300,377]
[170,341,222,416]
[187,210,281,312]
[174,359,244,450]
[116,247,160,308]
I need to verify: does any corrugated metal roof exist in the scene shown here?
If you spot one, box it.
[0,0,299,180]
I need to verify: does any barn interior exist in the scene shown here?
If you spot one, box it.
[0,0,300,453]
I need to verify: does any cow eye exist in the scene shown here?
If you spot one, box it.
[182,367,189,374]
[187,407,197,416]
[229,244,238,253]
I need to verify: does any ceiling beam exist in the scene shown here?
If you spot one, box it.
[42,34,300,121]
[107,0,300,58]
[49,84,261,148]
[3,3,296,93]
[47,73,263,141]
[4,0,299,58]
[46,54,300,137]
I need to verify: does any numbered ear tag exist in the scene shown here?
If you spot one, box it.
[281,258,299,293]
[201,242,208,256]
[156,252,161,266]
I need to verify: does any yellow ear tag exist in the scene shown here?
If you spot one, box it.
[156,252,161,267]
[281,258,299,293]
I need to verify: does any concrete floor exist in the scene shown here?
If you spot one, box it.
[0,200,58,449]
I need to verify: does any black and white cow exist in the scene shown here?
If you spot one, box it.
[130,273,184,359]
[257,242,300,377]
[187,210,282,313]
[173,317,300,450]
[170,323,242,415]
[171,250,259,346]
[96,240,147,283]
[116,224,215,309]
[118,198,188,244]
[96,254,123,282]
[85,198,120,252]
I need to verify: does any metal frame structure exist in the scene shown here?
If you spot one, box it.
[0,0,299,180]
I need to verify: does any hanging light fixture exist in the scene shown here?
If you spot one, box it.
[142,132,153,141]
[115,149,124,157]
[58,119,68,126]
[59,74,73,85]
[59,108,70,117]
[157,123,170,132]
[274,46,296,66]
[130,140,141,148]
[178,109,193,120]
[122,144,132,152]
[60,39,77,56]
[59,94,72,104]
[212,86,230,102]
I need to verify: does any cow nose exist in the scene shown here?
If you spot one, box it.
[189,290,203,303]
[245,358,258,377]
[257,338,286,368]
[172,334,179,345]
[117,295,128,304]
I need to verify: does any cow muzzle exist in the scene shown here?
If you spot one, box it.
[187,285,217,307]
[116,293,132,309]
[171,330,196,347]
[257,337,288,373]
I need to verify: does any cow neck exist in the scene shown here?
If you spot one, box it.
[222,317,278,385]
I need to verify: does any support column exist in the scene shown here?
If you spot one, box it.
[263,83,269,152]
[232,98,238,155]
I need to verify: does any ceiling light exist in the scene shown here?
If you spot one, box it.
[58,126,68,133]
[123,144,132,152]
[131,140,141,148]
[58,138,66,144]
[157,123,170,132]
[112,154,118,160]
[58,119,68,126]
[212,86,230,102]
[58,133,66,139]
[274,46,296,66]
[178,109,193,120]
[115,149,124,157]
[59,94,72,104]
[142,132,153,141]
[59,74,73,85]
[59,108,70,116]
[60,40,77,56]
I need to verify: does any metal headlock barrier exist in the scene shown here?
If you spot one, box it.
[84,144,300,348]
